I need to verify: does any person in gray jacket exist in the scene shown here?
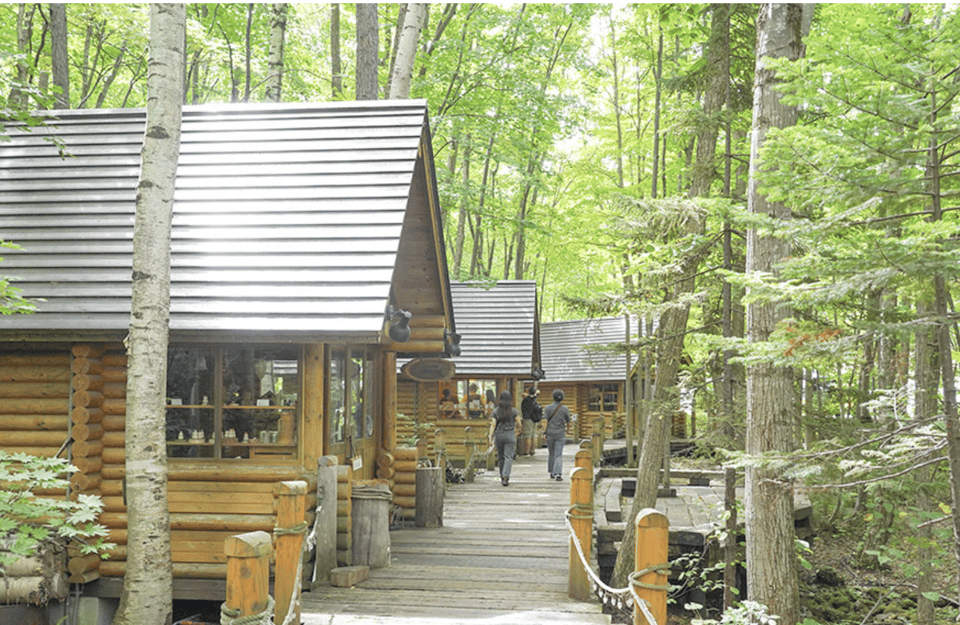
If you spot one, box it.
[544,389,571,481]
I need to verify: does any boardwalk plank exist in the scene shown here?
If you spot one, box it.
[300,444,610,625]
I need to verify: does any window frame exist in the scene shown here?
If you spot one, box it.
[165,344,303,462]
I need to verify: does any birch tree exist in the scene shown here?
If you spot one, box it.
[744,4,811,622]
[112,4,184,625]
[264,3,288,102]
[388,3,426,100]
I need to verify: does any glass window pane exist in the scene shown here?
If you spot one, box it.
[329,348,345,444]
[166,346,216,459]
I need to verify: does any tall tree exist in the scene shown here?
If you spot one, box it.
[111,4,184,625]
[330,4,343,97]
[50,3,69,108]
[264,3,288,102]
[388,3,426,100]
[356,3,378,100]
[744,4,811,623]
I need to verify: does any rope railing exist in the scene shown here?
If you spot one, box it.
[564,504,661,625]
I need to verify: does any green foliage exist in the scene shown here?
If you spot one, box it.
[0,242,35,316]
[0,451,112,567]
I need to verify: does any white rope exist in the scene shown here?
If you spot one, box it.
[564,505,660,625]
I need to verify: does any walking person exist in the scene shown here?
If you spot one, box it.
[544,389,571,481]
[488,390,521,486]
[519,386,542,456]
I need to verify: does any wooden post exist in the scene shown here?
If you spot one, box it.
[575,448,593,474]
[224,531,272,622]
[275,480,307,625]
[383,352,397,452]
[313,456,338,587]
[723,467,738,610]
[568,466,592,601]
[415,466,443,528]
[633,509,669,625]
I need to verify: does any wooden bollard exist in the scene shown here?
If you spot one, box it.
[313,456,338,587]
[633,509,669,625]
[575,448,593,474]
[568,466,593,601]
[415,466,444,528]
[275,480,307,625]
[224,531,272,622]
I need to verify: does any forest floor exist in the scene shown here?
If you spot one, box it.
[657,456,960,625]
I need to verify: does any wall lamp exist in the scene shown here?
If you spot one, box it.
[385,305,413,343]
[531,367,545,380]
[444,329,462,357]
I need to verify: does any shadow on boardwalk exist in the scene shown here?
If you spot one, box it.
[301,443,611,625]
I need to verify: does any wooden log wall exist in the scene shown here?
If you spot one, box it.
[69,344,318,581]
[391,446,418,521]
[336,465,353,567]
[69,345,107,583]
[0,351,71,459]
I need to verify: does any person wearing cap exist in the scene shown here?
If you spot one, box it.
[543,389,571,481]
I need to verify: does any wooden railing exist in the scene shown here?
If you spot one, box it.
[222,479,308,625]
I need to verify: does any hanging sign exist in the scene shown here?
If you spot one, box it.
[401,358,456,381]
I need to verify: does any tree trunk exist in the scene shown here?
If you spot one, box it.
[50,3,69,109]
[744,5,811,623]
[388,3,426,99]
[264,3,287,102]
[330,4,343,97]
[689,4,729,198]
[111,5,183,625]
[926,77,960,608]
[243,3,254,102]
[915,301,938,625]
[356,3,379,100]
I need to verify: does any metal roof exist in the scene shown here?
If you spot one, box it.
[446,281,540,378]
[0,99,451,342]
[540,317,639,383]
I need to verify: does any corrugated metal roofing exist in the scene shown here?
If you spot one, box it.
[540,317,639,382]
[447,281,540,378]
[0,99,447,341]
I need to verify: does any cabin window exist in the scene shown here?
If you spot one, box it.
[328,346,375,447]
[441,379,497,419]
[165,345,301,460]
[588,384,619,412]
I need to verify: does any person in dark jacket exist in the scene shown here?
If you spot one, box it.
[543,389,571,481]
[488,390,521,486]
[519,386,541,456]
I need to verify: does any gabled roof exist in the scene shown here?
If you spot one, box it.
[0,99,452,342]
[447,281,540,378]
[540,317,638,383]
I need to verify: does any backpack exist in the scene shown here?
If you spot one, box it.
[530,402,543,423]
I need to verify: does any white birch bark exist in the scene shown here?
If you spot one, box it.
[265,3,288,102]
[388,3,427,100]
[111,4,183,625]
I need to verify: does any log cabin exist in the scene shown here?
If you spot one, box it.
[539,317,641,440]
[0,100,456,601]
[397,280,542,465]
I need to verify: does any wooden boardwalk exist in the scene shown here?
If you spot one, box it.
[301,444,611,625]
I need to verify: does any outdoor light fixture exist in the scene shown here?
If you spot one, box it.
[531,367,545,380]
[385,305,413,343]
[444,329,462,357]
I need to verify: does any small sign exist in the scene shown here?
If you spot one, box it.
[401,358,456,381]
[352,455,363,471]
